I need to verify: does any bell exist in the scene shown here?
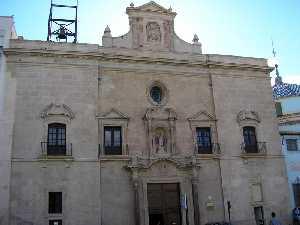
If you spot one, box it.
[57,26,67,40]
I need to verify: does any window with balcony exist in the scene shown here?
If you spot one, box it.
[47,123,66,155]
[243,126,258,153]
[196,127,212,154]
[104,126,122,155]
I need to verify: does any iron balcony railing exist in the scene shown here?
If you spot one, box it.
[241,142,266,154]
[196,143,221,154]
[41,142,72,157]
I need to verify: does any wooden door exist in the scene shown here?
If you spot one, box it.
[148,183,181,225]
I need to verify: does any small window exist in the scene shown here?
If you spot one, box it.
[49,220,62,225]
[150,86,162,104]
[49,192,62,214]
[243,126,258,153]
[293,183,300,207]
[47,123,66,155]
[104,126,122,155]
[196,127,212,154]
[287,139,298,151]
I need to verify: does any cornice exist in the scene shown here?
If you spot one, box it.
[278,112,300,125]
[4,40,272,73]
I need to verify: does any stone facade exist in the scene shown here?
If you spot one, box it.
[2,2,291,225]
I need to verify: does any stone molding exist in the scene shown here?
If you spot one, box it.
[40,103,75,121]
[187,110,216,122]
[278,112,300,125]
[96,108,129,120]
[4,43,272,73]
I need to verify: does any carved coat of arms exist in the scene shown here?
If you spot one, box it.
[146,22,161,42]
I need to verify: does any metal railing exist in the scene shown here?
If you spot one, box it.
[41,142,72,157]
[98,144,129,157]
[241,142,267,154]
[196,143,221,154]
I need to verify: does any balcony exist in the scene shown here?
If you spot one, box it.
[241,142,266,154]
[41,142,72,157]
[196,143,221,155]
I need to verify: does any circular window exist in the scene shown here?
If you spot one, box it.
[150,86,162,104]
[147,81,168,106]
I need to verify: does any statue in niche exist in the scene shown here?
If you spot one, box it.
[153,128,167,154]
[146,22,161,42]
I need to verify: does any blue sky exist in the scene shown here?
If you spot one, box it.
[1,0,299,84]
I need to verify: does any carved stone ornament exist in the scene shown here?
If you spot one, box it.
[144,107,177,156]
[127,155,201,170]
[96,108,129,120]
[144,107,176,121]
[40,103,75,120]
[146,22,161,42]
[187,110,216,122]
[237,110,260,124]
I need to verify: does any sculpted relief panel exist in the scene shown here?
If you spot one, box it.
[144,107,176,156]
[146,22,161,42]
[153,127,168,154]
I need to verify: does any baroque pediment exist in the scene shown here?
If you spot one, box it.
[103,2,202,54]
[237,110,260,124]
[40,103,75,120]
[188,111,216,122]
[97,108,129,120]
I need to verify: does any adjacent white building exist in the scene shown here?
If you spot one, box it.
[273,64,300,208]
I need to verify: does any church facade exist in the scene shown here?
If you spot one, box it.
[2,2,291,225]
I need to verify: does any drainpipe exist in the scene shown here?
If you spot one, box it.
[206,54,226,221]
[97,64,102,225]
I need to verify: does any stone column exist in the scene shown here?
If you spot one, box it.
[169,119,176,154]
